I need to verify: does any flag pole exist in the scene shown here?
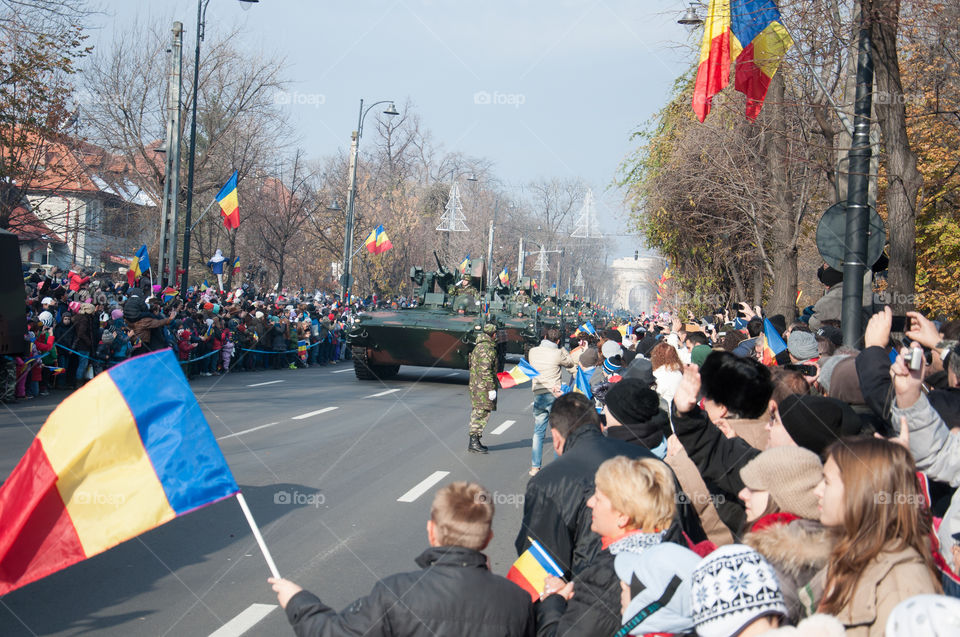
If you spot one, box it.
[235,492,280,578]
[189,197,219,232]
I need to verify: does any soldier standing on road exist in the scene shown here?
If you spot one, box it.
[468,323,498,454]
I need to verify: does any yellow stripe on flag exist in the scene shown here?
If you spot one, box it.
[37,373,176,556]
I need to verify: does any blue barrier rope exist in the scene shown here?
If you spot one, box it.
[58,340,324,363]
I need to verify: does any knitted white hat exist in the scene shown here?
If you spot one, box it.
[691,544,787,637]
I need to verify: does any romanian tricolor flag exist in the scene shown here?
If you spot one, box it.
[297,339,308,362]
[497,359,540,389]
[0,350,238,595]
[216,171,240,229]
[200,280,209,292]
[760,317,787,366]
[507,538,564,602]
[692,0,793,122]
[364,225,393,255]
[126,245,150,286]
[459,254,471,273]
[232,257,240,275]
[499,268,509,285]
[578,321,597,336]
[573,368,594,399]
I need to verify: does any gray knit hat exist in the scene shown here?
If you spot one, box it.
[691,544,788,637]
[787,331,818,361]
[739,447,823,520]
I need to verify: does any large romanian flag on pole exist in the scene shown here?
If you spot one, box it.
[692,0,793,122]
[216,171,240,229]
[0,350,239,595]
[363,225,393,255]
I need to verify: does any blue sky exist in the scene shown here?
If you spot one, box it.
[88,0,697,257]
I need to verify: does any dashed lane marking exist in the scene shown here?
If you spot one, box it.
[366,388,402,398]
[217,422,281,441]
[397,471,450,503]
[331,368,354,374]
[208,603,277,637]
[291,406,339,420]
[247,380,284,387]
[489,419,516,435]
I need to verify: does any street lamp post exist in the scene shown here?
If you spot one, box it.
[340,99,399,302]
[180,0,260,297]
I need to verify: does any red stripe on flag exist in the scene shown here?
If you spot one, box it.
[692,31,731,122]
[733,42,773,120]
[506,565,539,602]
[0,439,86,595]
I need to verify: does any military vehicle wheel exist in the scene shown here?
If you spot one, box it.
[353,357,375,380]
[376,365,400,379]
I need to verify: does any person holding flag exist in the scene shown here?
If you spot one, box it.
[526,327,576,476]
[207,249,227,292]
[269,482,534,636]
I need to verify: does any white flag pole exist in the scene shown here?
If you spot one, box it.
[235,492,280,578]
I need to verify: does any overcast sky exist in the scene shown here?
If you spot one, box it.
[87,0,698,258]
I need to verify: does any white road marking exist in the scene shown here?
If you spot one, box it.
[208,603,277,637]
[291,406,339,420]
[217,422,280,441]
[397,471,450,503]
[489,419,516,435]
[246,380,284,387]
[366,388,401,398]
[331,368,354,374]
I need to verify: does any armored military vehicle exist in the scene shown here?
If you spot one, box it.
[348,255,502,380]
[487,276,539,356]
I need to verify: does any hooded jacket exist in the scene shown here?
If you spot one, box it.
[283,546,534,637]
[743,516,833,623]
[515,424,706,578]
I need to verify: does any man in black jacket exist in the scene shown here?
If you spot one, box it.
[514,393,705,578]
[270,482,534,637]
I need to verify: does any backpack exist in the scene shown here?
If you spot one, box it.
[123,295,148,323]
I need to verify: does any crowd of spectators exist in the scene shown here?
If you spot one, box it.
[269,263,960,636]
[0,265,399,403]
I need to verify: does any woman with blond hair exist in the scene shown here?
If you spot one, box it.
[815,437,941,636]
[537,456,690,636]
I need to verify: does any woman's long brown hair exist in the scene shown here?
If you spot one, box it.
[650,342,682,373]
[819,437,940,615]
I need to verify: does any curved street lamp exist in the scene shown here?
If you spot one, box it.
[339,99,399,302]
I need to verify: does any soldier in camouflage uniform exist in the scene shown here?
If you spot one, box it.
[468,323,498,453]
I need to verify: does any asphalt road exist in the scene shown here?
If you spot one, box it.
[0,359,553,636]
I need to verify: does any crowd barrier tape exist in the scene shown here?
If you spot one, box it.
[56,340,325,364]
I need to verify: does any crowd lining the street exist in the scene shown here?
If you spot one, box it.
[268,264,960,636]
[1,265,385,403]
[8,264,960,635]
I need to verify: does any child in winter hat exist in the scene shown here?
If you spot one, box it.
[690,544,788,637]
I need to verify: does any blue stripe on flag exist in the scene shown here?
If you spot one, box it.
[109,350,239,515]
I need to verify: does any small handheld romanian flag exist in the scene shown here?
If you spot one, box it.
[507,538,564,602]
[499,268,509,285]
[216,171,240,229]
[364,225,393,255]
[232,257,240,275]
[459,254,471,273]
[497,359,540,389]
[761,317,787,366]
[0,349,239,595]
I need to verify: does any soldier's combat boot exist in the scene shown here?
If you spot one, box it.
[475,435,488,452]
[468,433,488,454]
